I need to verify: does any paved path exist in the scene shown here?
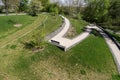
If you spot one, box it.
[0,13,27,16]
[49,16,92,51]
[49,16,120,73]
[87,26,120,74]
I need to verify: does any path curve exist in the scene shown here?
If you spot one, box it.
[87,26,120,74]
[49,16,92,51]
[48,16,120,74]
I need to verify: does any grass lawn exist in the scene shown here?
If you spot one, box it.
[0,35,119,80]
[0,14,47,48]
[69,17,88,34]
[0,14,119,80]
[0,15,36,39]
[65,16,88,38]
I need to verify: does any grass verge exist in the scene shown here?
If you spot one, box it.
[0,14,47,48]
[0,15,36,39]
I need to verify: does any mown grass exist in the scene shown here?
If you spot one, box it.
[0,15,36,39]
[0,14,63,80]
[2,34,119,80]
[69,18,88,34]
[44,14,62,35]
[0,14,47,48]
[0,14,119,80]
[65,16,89,38]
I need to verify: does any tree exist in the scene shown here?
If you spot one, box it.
[39,0,50,11]
[2,0,20,15]
[72,0,83,13]
[109,0,120,19]
[24,29,46,51]
[2,0,8,15]
[29,0,43,16]
[19,0,28,12]
[82,0,110,23]
[47,3,59,14]
[108,0,120,29]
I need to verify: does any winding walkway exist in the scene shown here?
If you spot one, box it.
[48,16,120,73]
[49,16,92,51]
[87,26,120,74]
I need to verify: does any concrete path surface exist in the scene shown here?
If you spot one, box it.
[0,15,48,48]
[102,32,120,74]
[87,26,120,74]
[49,16,92,51]
[48,16,120,73]
[0,13,27,16]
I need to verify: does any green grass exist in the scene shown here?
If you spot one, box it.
[0,14,119,80]
[0,15,36,39]
[65,16,88,38]
[43,14,62,35]
[0,14,47,48]
[69,35,113,70]
[110,33,120,43]
[68,16,88,34]
[0,14,63,80]
[2,34,118,80]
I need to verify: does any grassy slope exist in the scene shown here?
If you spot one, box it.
[69,17,88,34]
[65,16,88,38]
[0,14,47,48]
[0,14,63,80]
[0,14,119,80]
[0,15,36,39]
[0,35,119,80]
[44,14,63,35]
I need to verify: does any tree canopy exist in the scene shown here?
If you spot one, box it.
[82,0,110,23]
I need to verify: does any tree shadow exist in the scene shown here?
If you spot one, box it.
[23,41,35,50]
[7,19,16,24]
[91,29,103,38]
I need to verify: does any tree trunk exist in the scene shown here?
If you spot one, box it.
[4,0,8,15]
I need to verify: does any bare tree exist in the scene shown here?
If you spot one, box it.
[3,0,8,15]
[73,0,83,13]
[2,0,20,15]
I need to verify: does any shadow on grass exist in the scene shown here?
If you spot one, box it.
[91,29,103,38]
[23,41,35,50]
[112,74,120,80]
[7,19,17,24]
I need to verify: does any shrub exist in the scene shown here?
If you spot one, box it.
[80,70,86,75]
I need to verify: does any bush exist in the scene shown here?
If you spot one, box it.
[91,29,102,37]
[80,70,86,75]
[24,30,46,51]
[10,45,17,49]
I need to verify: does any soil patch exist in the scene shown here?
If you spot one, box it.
[64,25,77,39]
[32,47,45,52]
[14,24,22,28]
